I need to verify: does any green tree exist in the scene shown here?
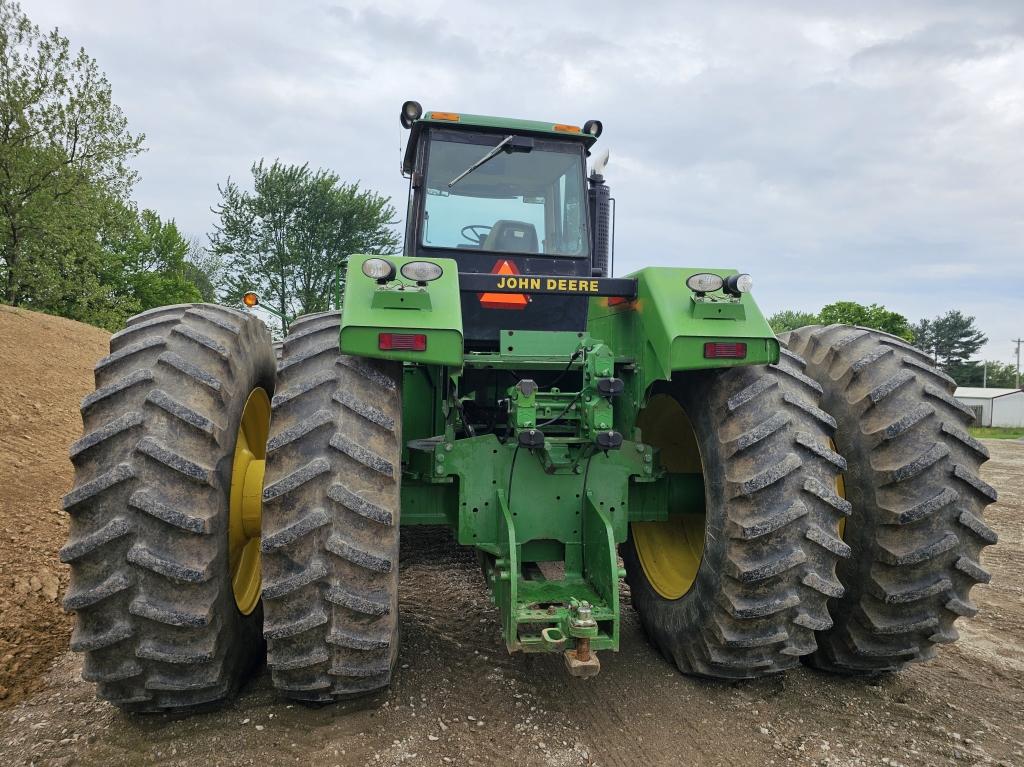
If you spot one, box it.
[980,360,1019,389]
[183,237,224,303]
[19,187,140,328]
[817,301,914,341]
[210,160,399,334]
[120,209,205,310]
[0,1,145,326]
[911,318,934,359]
[766,309,819,333]
[912,310,987,373]
[945,360,984,387]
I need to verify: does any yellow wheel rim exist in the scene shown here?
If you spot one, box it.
[631,394,706,600]
[229,388,271,614]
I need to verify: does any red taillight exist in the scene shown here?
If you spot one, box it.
[379,333,427,351]
[704,342,747,359]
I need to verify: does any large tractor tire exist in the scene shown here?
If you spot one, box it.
[62,303,275,712]
[262,312,402,702]
[622,349,851,678]
[780,325,997,673]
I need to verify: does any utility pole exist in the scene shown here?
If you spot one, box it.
[1014,338,1023,389]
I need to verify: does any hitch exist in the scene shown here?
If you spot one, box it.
[564,600,601,678]
[404,331,658,677]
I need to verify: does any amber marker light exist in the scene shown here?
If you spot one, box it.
[242,291,259,308]
[429,112,460,121]
[553,124,581,133]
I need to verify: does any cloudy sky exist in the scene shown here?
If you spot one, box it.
[22,0,1024,363]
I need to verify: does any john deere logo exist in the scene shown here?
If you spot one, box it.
[495,276,601,293]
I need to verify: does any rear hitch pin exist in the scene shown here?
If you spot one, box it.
[564,600,601,678]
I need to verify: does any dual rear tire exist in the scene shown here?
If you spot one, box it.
[623,325,996,678]
[63,306,401,712]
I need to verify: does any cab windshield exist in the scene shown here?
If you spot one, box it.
[421,130,589,257]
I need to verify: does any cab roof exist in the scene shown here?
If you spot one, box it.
[403,110,599,175]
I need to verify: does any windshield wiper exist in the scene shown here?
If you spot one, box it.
[447,135,514,189]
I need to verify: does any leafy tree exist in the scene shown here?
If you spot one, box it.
[980,360,1019,389]
[912,310,986,372]
[945,360,984,387]
[0,0,144,326]
[817,301,914,341]
[911,318,934,359]
[183,237,225,303]
[947,360,1020,388]
[766,309,819,333]
[210,160,399,334]
[120,209,205,310]
[19,187,140,328]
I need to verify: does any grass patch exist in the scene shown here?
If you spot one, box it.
[969,426,1024,440]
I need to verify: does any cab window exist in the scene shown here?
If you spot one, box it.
[421,131,588,257]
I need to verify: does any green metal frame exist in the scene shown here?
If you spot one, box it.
[400,329,656,653]
[335,251,777,662]
[418,111,600,143]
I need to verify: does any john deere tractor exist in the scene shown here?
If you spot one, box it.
[63,102,997,711]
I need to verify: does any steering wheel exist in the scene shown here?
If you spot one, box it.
[461,224,492,245]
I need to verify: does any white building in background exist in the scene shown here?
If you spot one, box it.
[954,387,1024,428]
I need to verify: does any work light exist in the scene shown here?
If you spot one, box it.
[362,258,396,281]
[400,101,423,128]
[724,273,753,296]
[686,273,724,293]
[400,261,443,283]
[584,119,603,138]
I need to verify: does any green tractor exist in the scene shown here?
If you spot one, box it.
[63,102,997,711]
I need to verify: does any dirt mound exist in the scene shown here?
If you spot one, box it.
[0,306,109,707]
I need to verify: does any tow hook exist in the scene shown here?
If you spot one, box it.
[541,627,567,651]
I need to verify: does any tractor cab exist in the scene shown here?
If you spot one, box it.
[399,102,609,348]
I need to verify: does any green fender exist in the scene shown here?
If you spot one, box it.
[587,266,779,393]
[339,254,464,367]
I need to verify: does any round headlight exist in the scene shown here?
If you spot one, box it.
[400,260,443,283]
[724,273,753,295]
[686,273,724,293]
[362,258,395,281]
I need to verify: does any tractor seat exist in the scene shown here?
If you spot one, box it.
[482,220,539,253]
